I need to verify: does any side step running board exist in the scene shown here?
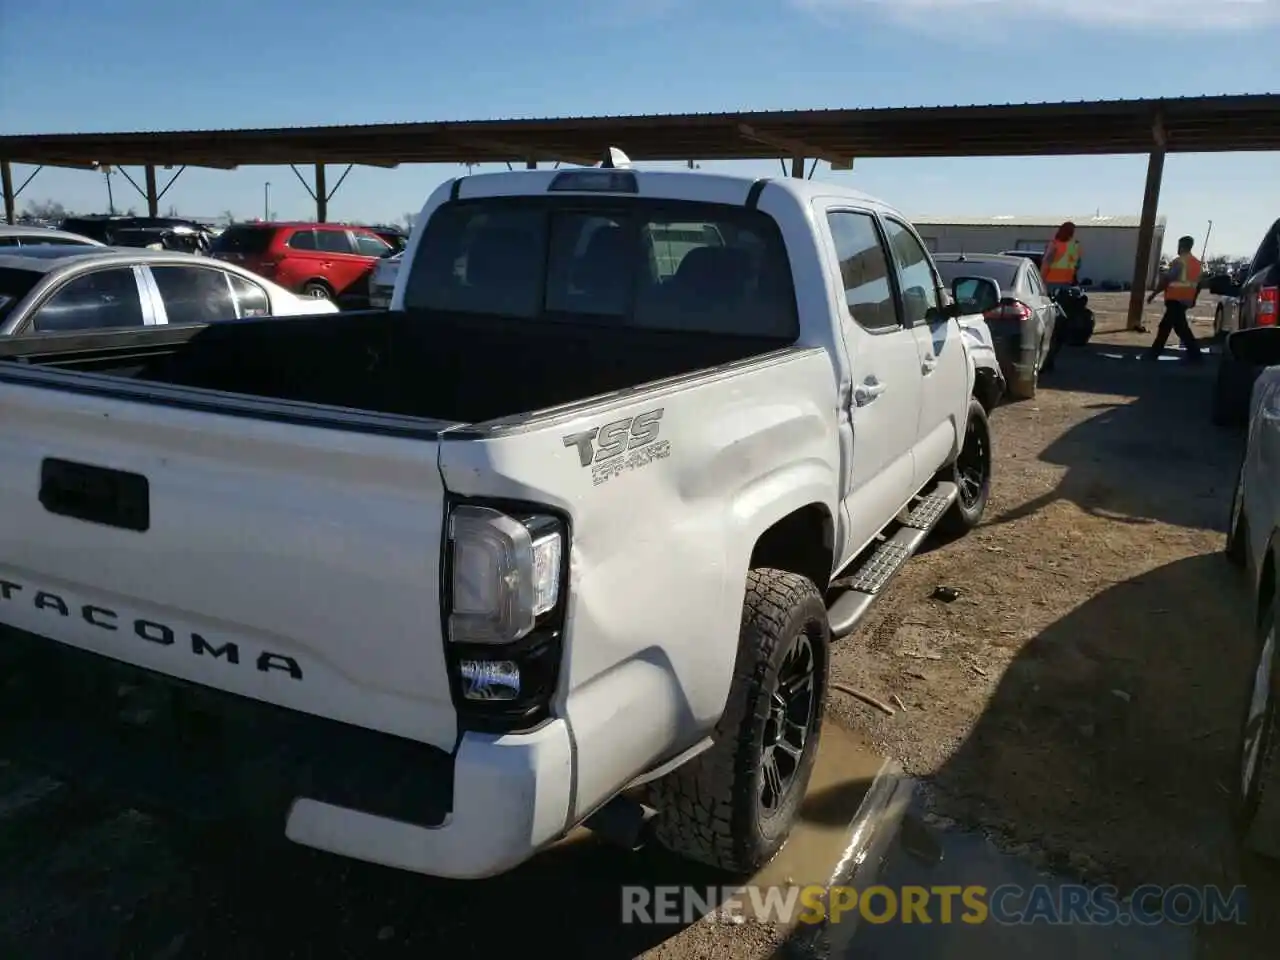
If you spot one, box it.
[827,481,958,639]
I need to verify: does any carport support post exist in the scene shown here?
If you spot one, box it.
[315,163,327,223]
[144,165,158,217]
[1,161,14,225]
[1127,148,1165,331]
[790,156,805,178]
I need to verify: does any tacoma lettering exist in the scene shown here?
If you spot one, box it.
[0,577,301,680]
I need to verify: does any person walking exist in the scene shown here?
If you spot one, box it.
[1142,235,1203,363]
[1041,221,1082,292]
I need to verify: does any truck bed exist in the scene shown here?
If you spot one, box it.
[0,310,795,428]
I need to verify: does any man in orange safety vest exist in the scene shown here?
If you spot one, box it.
[1041,222,1081,292]
[1142,235,1203,363]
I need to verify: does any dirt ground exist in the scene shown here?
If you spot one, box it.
[1,292,1276,957]
[830,292,1263,893]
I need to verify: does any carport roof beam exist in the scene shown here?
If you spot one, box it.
[2,94,1279,169]
[739,124,851,170]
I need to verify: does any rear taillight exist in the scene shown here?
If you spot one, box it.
[1259,287,1278,326]
[983,299,1033,322]
[444,504,568,733]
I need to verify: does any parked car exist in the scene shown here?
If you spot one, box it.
[0,166,1003,881]
[60,216,215,249]
[1214,294,1241,338]
[367,251,402,308]
[0,246,336,335]
[0,225,105,248]
[209,222,394,304]
[1209,218,1280,426]
[369,227,408,254]
[1224,337,1280,862]
[934,252,1057,399]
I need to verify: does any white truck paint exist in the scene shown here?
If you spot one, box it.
[0,168,1002,880]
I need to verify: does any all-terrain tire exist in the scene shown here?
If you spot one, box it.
[1226,463,1248,568]
[1235,599,1280,861]
[644,569,830,875]
[935,397,993,539]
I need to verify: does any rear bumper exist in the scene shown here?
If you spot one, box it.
[0,625,573,879]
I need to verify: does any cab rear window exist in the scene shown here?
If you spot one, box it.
[403,198,799,339]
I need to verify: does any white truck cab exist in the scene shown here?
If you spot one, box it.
[0,166,1001,879]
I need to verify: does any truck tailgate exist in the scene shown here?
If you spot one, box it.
[0,380,458,751]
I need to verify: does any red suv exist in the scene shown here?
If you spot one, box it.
[210,222,394,303]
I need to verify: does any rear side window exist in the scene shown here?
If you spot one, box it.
[150,266,239,324]
[404,200,798,338]
[210,226,274,256]
[227,273,271,317]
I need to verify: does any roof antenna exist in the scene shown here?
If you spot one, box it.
[600,147,631,169]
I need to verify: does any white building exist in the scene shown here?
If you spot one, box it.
[911,214,1167,290]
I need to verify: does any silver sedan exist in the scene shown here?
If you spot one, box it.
[0,246,336,336]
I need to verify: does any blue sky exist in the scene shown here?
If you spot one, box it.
[2,0,1278,256]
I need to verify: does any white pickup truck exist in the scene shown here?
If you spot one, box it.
[0,167,1003,880]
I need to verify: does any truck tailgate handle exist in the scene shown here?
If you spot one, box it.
[40,458,150,532]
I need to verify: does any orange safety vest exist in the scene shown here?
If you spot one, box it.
[1041,238,1081,285]
[1165,253,1202,304]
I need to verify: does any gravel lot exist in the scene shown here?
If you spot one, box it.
[2,292,1276,958]
[830,293,1276,903]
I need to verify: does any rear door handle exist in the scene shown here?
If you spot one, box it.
[854,380,888,406]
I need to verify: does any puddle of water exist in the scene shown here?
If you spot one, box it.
[755,722,884,890]
[829,804,1196,960]
[547,722,883,893]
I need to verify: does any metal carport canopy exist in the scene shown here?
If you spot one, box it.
[3,93,1278,328]
[2,94,1280,168]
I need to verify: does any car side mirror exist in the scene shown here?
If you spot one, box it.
[950,276,1001,315]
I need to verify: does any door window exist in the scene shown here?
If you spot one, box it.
[315,230,354,254]
[150,266,246,324]
[31,268,146,332]
[287,229,317,250]
[227,273,271,317]
[826,211,899,331]
[882,218,942,326]
[353,233,392,257]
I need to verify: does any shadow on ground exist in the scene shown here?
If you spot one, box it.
[0,725,881,959]
[791,551,1280,958]
[992,339,1239,531]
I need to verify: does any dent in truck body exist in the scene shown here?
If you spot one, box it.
[438,344,840,825]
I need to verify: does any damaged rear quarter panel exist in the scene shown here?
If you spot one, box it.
[436,346,840,822]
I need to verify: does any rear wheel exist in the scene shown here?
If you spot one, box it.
[936,397,993,538]
[645,569,829,875]
[301,280,333,301]
[1236,598,1280,861]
